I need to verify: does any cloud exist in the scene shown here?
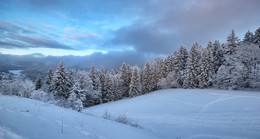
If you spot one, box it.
[0,21,34,34]
[108,23,176,54]
[9,34,73,49]
[0,50,151,72]
[108,0,260,54]
[0,21,73,49]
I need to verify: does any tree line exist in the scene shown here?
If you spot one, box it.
[1,27,260,111]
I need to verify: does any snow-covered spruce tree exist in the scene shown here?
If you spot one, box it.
[235,43,260,88]
[35,78,42,90]
[253,27,260,46]
[77,70,101,106]
[68,70,75,88]
[243,30,254,44]
[162,52,176,78]
[45,69,53,92]
[102,73,115,103]
[210,40,224,73]
[119,63,132,98]
[215,32,256,90]
[224,29,239,55]
[183,42,202,88]
[151,57,164,89]
[99,69,106,99]
[89,65,98,90]
[173,45,189,87]
[110,71,122,100]
[68,81,84,111]
[50,62,71,102]
[198,46,214,88]
[141,61,153,94]
[129,66,142,97]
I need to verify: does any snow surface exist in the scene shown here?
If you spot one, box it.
[1,89,260,139]
[85,89,260,139]
[0,95,159,139]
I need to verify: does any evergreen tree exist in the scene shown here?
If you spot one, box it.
[211,40,224,73]
[89,65,98,90]
[199,47,214,88]
[35,79,42,90]
[50,62,71,101]
[162,52,176,78]
[99,69,106,94]
[183,42,202,88]
[111,72,122,100]
[253,27,260,47]
[151,57,164,90]
[129,66,142,97]
[174,45,188,87]
[68,81,84,111]
[243,30,254,44]
[45,69,53,92]
[141,62,152,94]
[68,70,75,88]
[225,30,239,55]
[102,73,115,102]
[119,63,132,97]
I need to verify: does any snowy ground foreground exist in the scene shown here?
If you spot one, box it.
[86,89,260,139]
[0,95,159,139]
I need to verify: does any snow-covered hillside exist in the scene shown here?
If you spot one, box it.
[1,89,260,139]
[0,95,159,139]
[86,89,260,139]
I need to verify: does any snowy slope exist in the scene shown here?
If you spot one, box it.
[0,95,160,139]
[86,89,260,139]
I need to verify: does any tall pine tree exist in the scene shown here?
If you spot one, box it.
[129,66,142,97]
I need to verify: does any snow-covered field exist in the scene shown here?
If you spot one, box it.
[0,95,159,139]
[86,89,260,139]
[1,89,260,139]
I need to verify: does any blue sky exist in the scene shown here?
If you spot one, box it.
[0,0,260,66]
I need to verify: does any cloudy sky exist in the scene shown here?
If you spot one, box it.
[0,0,260,67]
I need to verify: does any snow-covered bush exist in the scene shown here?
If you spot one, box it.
[30,89,55,103]
[157,71,179,89]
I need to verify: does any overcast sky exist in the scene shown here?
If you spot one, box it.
[0,0,260,67]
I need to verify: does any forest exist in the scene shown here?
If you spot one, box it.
[1,27,260,111]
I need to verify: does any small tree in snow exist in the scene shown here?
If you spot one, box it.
[129,66,142,97]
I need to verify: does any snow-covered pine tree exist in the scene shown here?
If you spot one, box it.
[253,27,260,47]
[76,70,101,106]
[99,69,106,97]
[119,63,132,97]
[35,78,42,90]
[243,30,254,44]
[225,30,239,55]
[174,45,188,87]
[141,61,152,94]
[45,69,53,92]
[68,70,75,88]
[183,42,202,88]
[68,82,83,111]
[50,62,71,102]
[102,73,115,103]
[162,52,176,78]
[129,66,142,97]
[89,65,98,90]
[110,71,122,100]
[199,46,214,88]
[151,57,164,87]
[210,40,224,73]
